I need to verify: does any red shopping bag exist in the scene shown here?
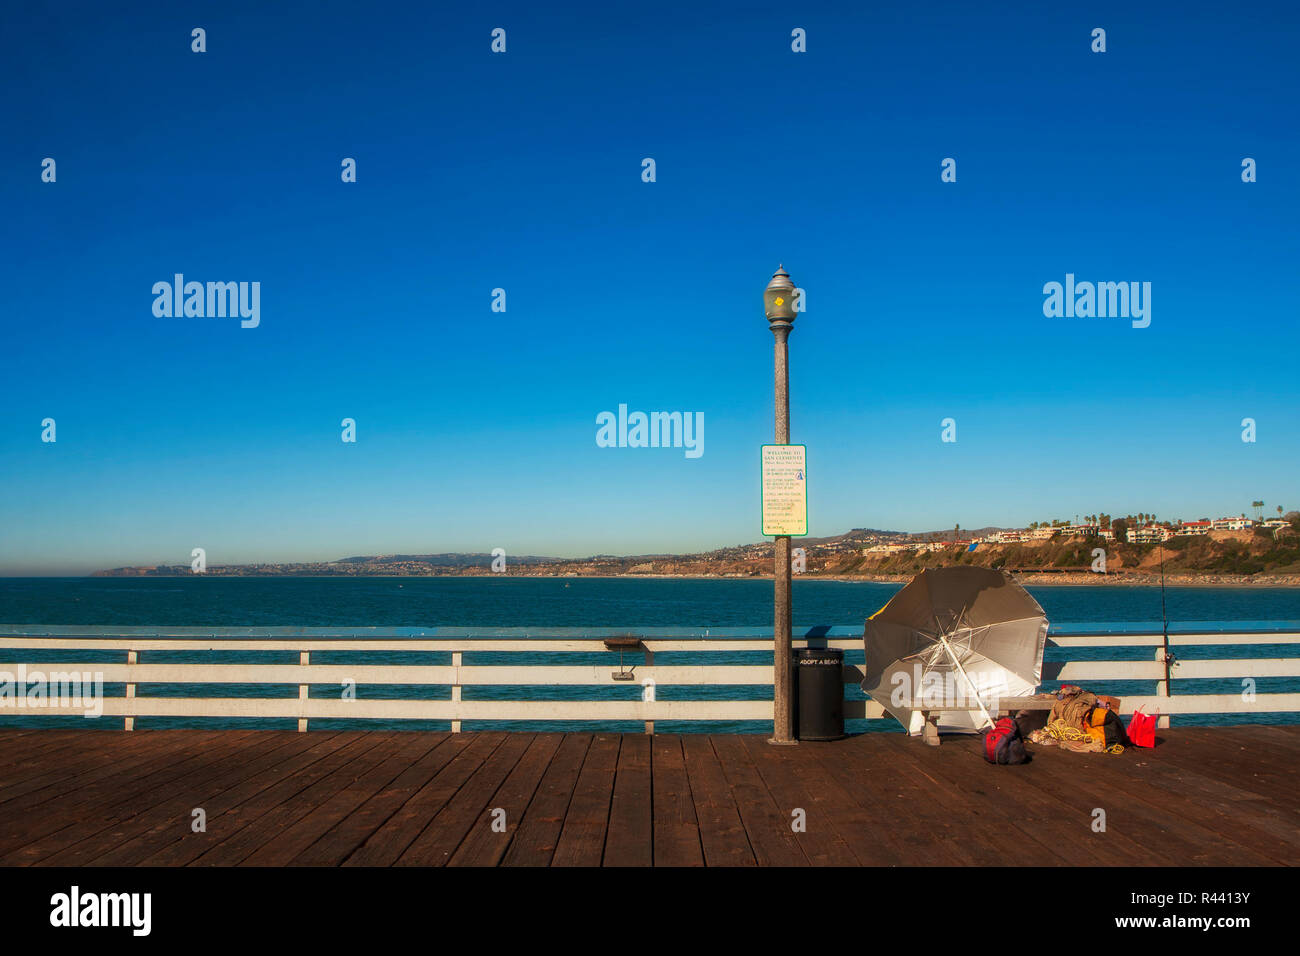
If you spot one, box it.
[1126,706,1158,748]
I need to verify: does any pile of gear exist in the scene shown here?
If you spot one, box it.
[1025,684,1127,754]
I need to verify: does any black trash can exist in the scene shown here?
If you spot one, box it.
[794,647,845,741]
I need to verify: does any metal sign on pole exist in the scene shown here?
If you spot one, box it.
[761,445,808,537]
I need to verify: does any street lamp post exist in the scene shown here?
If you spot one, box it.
[764,265,797,745]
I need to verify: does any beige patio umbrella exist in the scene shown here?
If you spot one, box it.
[861,567,1049,735]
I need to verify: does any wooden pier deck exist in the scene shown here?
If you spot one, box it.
[0,726,1296,866]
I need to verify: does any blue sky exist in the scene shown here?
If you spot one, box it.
[2,1,1298,574]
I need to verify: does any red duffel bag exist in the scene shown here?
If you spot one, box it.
[1126,706,1158,748]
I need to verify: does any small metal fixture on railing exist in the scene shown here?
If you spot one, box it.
[604,636,642,681]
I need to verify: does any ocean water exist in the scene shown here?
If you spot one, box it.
[3,575,1299,627]
[2,577,1298,733]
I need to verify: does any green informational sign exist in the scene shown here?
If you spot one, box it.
[761,444,808,536]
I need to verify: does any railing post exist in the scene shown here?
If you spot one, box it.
[124,649,137,731]
[298,650,309,732]
[644,646,655,735]
[451,651,462,733]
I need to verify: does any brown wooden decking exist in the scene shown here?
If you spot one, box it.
[0,726,1296,866]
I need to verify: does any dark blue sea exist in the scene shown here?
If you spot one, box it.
[2,577,1298,733]
[3,576,1299,628]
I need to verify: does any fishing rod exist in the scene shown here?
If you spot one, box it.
[1159,540,1174,695]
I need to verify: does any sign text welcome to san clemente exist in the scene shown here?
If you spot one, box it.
[761,445,808,537]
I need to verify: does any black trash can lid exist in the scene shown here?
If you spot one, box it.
[795,647,843,663]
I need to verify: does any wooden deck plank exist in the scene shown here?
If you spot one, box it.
[1249,725,1300,754]
[40,730,266,815]
[138,732,374,865]
[0,727,1296,867]
[1120,747,1300,846]
[971,736,1188,866]
[0,728,206,808]
[0,730,111,775]
[1003,733,1276,866]
[290,733,456,866]
[708,735,809,866]
[342,733,506,866]
[861,736,1021,866]
[802,733,972,865]
[650,736,704,867]
[805,734,978,866]
[395,733,536,866]
[1078,749,1299,864]
[81,732,337,867]
[0,729,89,776]
[448,733,565,867]
[0,728,44,744]
[739,734,863,865]
[872,733,1100,866]
[0,731,253,855]
[603,734,653,867]
[935,739,1121,866]
[1207,724,1300,767]
[500,733,591,867]
[679,735,756,866]
[773,739,913,867]
[1150,728,1300,812]
[68,732,266,815]
[0,738,110,801]
[242,733,440,866]
[1113,730,1300,851]
[550,733,620,867]
[6,730,294,865]
[192,734,403,864]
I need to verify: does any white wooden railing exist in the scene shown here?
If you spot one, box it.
[1,625,1298,732]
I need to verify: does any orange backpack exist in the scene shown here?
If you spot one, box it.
[1085,706,1125,748]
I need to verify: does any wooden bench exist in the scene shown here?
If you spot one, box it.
[907,696,1057,746]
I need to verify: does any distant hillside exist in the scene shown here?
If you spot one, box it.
[92,520,1300,583]
[335,553,558,566]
